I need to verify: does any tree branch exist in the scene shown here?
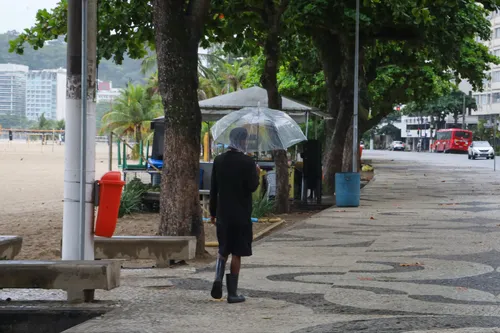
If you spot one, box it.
[360,108,391,134]
[231,4,266,20]
[278,0,291,16]
[186,0,211,41]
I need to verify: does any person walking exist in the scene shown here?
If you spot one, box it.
[209,127,260,303]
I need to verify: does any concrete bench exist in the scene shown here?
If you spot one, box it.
[94,236,196,268]
[0,236,22,260]
[0,260,121,303]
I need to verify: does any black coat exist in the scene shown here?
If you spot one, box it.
[210,150,259,225]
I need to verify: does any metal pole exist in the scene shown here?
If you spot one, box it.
[352,0,360,173]
[305,111,309,138]
[301,111,310,202]
[79,0,88,260]
[494,115,497,171]
[462,94,466,129]
[108,132,113,171]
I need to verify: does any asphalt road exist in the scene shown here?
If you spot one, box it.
[364,149,500,171]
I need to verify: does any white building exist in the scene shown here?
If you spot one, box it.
[97,81,121,103]
[0,64,28,117]
[26,68,67,120]
[471,11,500,116]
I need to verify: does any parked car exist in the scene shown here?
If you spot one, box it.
[468,141,495,160]
[391,141,405,151]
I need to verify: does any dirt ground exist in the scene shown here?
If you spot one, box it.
[0,140,322,261]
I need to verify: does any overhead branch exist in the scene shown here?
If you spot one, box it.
[186,0,211,41]
[278,0,291,17]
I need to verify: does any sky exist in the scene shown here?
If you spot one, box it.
[0,0,59,33]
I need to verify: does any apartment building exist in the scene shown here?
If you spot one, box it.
[0,64,28,117]
[26,68,67,121]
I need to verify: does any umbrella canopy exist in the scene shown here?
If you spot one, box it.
[211,107,307,153]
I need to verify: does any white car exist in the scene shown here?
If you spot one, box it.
[468,141,495,160]
[391,141,405,151]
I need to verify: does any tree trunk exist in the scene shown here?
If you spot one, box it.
[342,121,361,173]
[261,5,289,214]
[313,33,341,170]
[153,0,209,256]
[323,98,353,193]
[316,32,363,194]
[342,123,353,172]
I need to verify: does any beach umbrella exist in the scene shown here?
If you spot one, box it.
[211,106,307,153]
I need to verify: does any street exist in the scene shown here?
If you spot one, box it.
[9,150,500,333]
[368,150,500,170]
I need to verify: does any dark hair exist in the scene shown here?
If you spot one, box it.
[229,127,248,145]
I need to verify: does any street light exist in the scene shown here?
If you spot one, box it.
[352,0,360,172]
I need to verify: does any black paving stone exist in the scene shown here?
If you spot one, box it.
[291,316,500,333]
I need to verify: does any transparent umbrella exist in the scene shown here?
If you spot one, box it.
[211,107,307,153]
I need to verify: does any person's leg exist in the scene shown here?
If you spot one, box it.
[226,223,252,304]
[211,223,228,299]
[230,255,241,275]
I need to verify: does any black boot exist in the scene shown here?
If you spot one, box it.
[211,257,226,299]
[226,273,245,303]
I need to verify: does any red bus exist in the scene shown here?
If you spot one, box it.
[432,128,472,153]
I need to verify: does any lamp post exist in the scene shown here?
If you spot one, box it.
[430,122,434,152]
[352,0,360,172]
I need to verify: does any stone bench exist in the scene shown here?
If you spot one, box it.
[0,260,121,303]
[94,236,196,268]
[0,236,22,260]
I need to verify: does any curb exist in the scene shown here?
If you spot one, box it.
[204,220,286,247]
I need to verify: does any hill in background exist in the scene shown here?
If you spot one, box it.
[0,31,145,88]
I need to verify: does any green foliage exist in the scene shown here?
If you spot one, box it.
[404,90,477,126]
[378,123,402,141]
[0,115,35,129]
[100,84,162,144]
[37,113,50,130]
[118,178,160,217]
[473,119,500,142]
[118,178,147,218]
[29,112,63,130]
[252,196,275,219]
[96,102,112,131]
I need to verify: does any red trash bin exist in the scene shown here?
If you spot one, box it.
[95,171,125,238]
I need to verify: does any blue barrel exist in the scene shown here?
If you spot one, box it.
[335,172,360,207]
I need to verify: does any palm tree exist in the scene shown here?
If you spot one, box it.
[218,60,249,93]
[198,76,223,99]
[101,84,163,147]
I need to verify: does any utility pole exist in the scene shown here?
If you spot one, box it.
[62,0,97,261]
[108,98,113,171]
[494,115,497,172]
[352,0,360,172]
[462,94,466,130]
